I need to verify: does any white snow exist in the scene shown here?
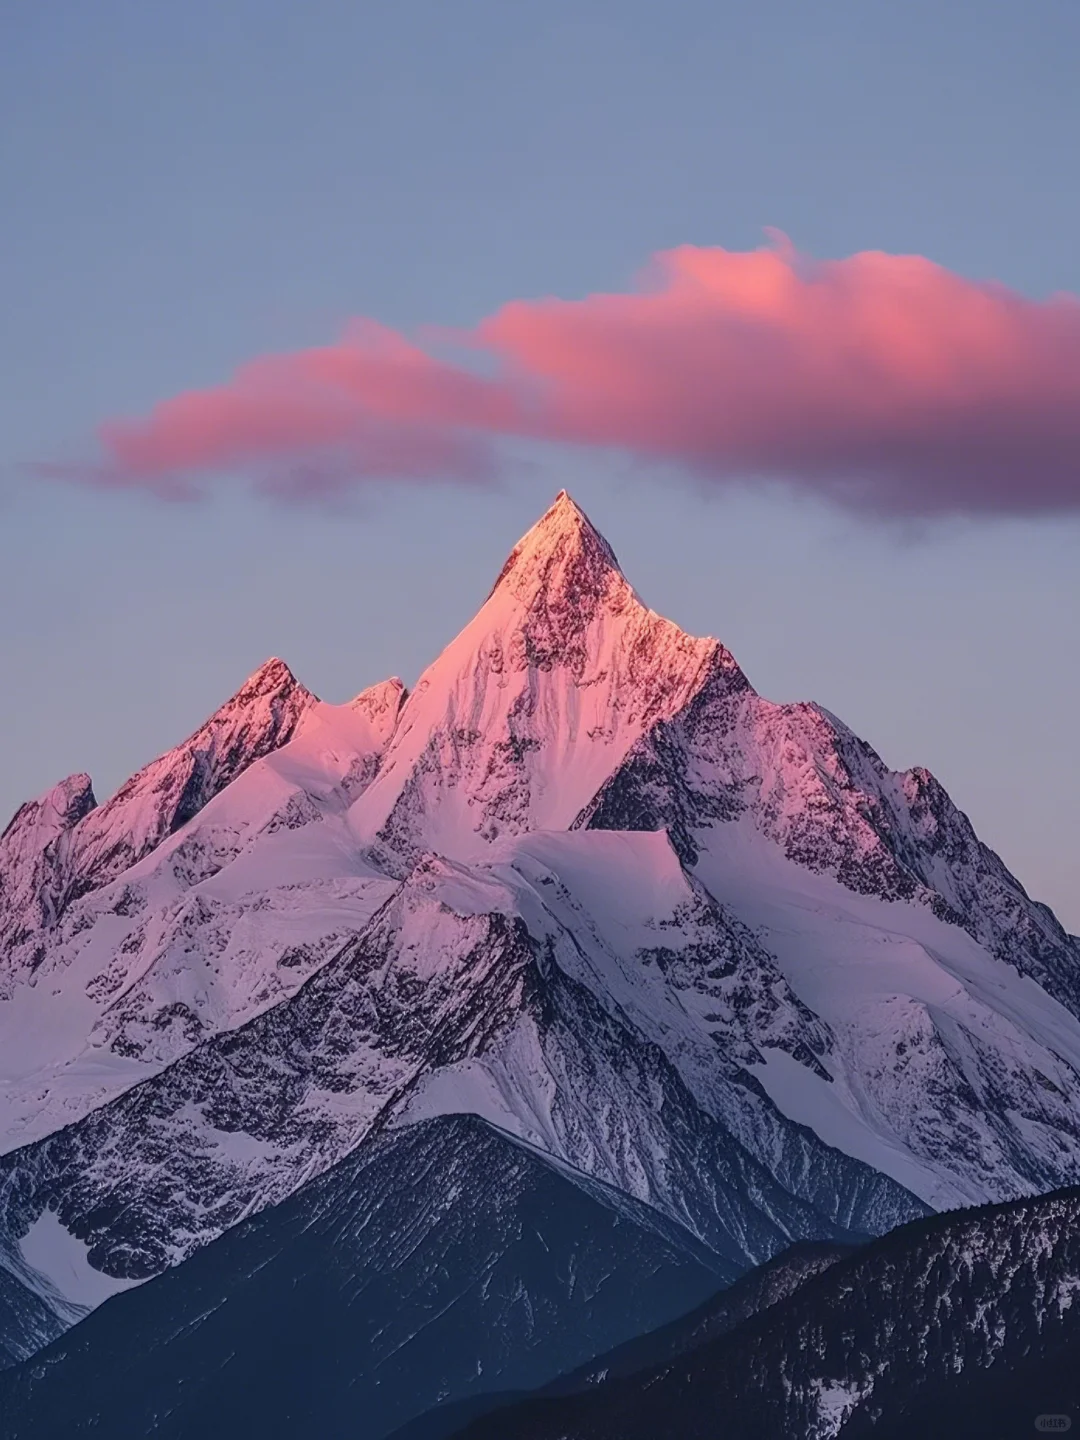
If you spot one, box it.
[17,1210,140,1308]
[810,1377,868,1437]
[5,487,1080,1349]
[693,818,1080,1205]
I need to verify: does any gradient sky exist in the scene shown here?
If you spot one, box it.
[2,0,1078,926]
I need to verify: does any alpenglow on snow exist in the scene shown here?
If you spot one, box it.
[3,491,1080,1383]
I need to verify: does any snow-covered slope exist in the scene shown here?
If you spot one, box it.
[1,490,1078,1375]
[579,683,1080,1011]
[578,675,1080,1206]
[347,491,747,862]
[0,850,914,1343]
[0,657,315,986]
[0,674,405,1148]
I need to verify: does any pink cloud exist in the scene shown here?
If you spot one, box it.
[94,322,505,496]
[73,239,1080,517]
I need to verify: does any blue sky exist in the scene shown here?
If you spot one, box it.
[2,0,1078,925]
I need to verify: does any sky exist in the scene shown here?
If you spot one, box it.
[1,0,1078,926]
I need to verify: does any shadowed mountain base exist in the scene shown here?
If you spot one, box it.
[0,1115,728,1440]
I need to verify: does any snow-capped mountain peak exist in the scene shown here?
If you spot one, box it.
[0,657,318,990]
[0,774,97,961]
[228,654,305,702]
[487,488,625,607]
[0,774,97,855]
[348,492,748,860]
[348,676,409,739]
[55,655,317,897]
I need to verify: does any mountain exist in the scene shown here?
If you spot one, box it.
[2,490,1079,1390]
[0,1114,729,1440]
[0,657,315,977]
[347,490,747,862]
[391,1238,855,1440]
[0,671,405,1148]
[452,1183,1080,1440]
[577,692,1080,1205]
[0,836,908,1349]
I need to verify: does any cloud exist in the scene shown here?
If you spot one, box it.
[93,321,503,498]
[69,239,1080,518]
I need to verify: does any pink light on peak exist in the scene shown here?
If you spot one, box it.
[65,238,1080,519]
